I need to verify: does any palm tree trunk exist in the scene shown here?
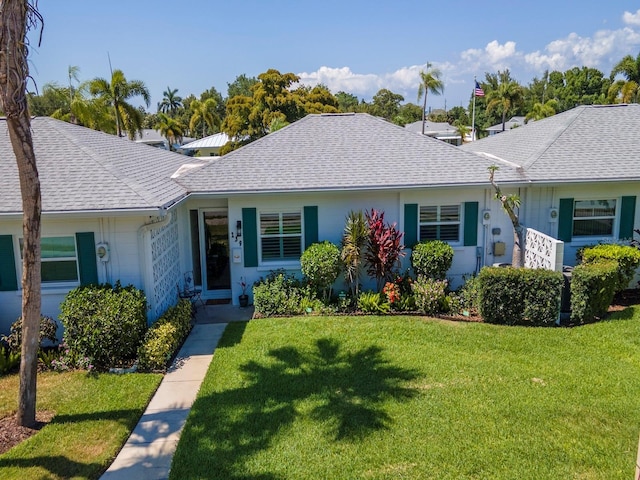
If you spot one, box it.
[0,0,42,429]
[421,92,428,135]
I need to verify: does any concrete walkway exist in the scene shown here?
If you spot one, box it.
[100,305,253,480]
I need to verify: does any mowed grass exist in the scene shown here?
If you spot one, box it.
[171,307,640,480]
[0,370,162,480]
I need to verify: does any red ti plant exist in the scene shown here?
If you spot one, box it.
[365,209,405,291]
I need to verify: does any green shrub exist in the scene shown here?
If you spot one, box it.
[138,299,192,372]
[0,347,20,375]
[357,291,390,314]
[58,282,147,370]
[580,244,640,292]
[458,274,481,315]
[478,267,563,326]
[411,277,448,316]
[570,259,619,324]
[300,241,341,301]
[1,315,58,353]
[382,272,415,311]
[411,240,454,280]
[253,270,306,317]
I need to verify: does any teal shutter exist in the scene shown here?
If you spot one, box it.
[76,232,98,285]
[304,206,318,249]
[404,204,418,248]
[0,235,18,291]
[242,208,258,267]
[558,198,574,242]
[463,202,479,246]
[619,196,636,239]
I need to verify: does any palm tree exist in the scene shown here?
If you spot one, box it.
[155,112,184,151]
[607,79,639,104]
[88,69,150,139]
[486,70,524,131]
[611,52,640,85]
[417,63,444,135]
[341,210,368,298]
[453,121,471,144]
[525,99,558,122]
[158,86,182,116]
[189,98,220,138]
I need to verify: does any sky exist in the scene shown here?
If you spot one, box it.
[27,1,640,111]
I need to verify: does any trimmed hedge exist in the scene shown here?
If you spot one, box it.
[478,267,563,326]
[411,240,454,280]
[59,282,147,370]
[253,270,308,317]
[580,244,640,292]
[570,259,619,324]
[138,299,193,372]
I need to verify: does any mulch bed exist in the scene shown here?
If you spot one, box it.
[0,410,55,455]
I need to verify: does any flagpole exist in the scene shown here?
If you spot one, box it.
[471,75,477,142]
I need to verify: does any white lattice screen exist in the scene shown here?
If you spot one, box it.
[524,227,564,271]
[148,211,181,318]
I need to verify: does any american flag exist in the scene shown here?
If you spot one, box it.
[475,81,485,97]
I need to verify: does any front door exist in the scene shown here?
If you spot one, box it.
[202,209,231,297]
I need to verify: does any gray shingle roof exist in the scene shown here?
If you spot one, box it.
[175,113,525,193]
[462,104,640,183]
[0,117,193,214]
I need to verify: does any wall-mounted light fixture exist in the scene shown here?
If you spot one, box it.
[236,220,242,238]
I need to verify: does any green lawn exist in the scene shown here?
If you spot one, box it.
[171,307,640,480]
[0,370,162,480]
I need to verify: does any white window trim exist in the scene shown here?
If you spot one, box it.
[258,209,303,266]
[571,198,617,244]
[17,235,81,288]
[418,204,462,246]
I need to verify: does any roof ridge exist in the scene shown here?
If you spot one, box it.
[520,106,584,169]
[44,118,172,206]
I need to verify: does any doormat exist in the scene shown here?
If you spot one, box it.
[206,299,231,305]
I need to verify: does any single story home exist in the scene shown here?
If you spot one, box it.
[179,132,230,157]
[0,104,637,332]
[404,120,463,145]
[486,116,527,135]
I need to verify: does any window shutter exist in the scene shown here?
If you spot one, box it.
[463,202,479,246]
[0,235,18,291]
[557,198,574,242]
[242,208,258,267]
[619,196,636,239]
[76,232,98,285]
[304,206,318,249]
[404,204,418,248]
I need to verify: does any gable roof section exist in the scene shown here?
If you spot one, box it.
[176,113,525,193]
[179,132,230,150]
[462,105,640,183]
[0,117,193,214]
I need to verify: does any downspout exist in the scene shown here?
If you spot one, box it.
[138,209,173,324]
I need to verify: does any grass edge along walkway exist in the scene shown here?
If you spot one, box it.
[171,308,640,480]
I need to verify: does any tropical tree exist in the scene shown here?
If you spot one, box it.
[335,91,360,112]
[611,52,640,86]
[0,0,43,428]
[370,88,404,121]
[189,98,220,138]
[157,86,183,116]
[486,70,524,131]
[155,113,185,150]
[341,210,368,298]
[454,120,471,144]
[525,99,558,122]
[88,69,150,139]
[488,165,523,268]
[417,62,444,134]
[364,209,405,291]
[227,73,258,98]
[607,79,639,104]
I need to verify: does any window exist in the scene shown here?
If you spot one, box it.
[572,199,616,237]
[20,236,79,283]
[259,211,302,261]
[419,205,460,242]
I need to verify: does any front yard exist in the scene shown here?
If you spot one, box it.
[171,307,640,479]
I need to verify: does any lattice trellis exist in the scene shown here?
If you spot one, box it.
[524,227,564,271]
[149,211,181,318]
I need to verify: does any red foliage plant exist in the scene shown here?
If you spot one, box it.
[365,209,405,291]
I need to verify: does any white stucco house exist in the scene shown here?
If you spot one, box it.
[0,104,638,333]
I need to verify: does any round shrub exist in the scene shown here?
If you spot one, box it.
[580,244,640,292]
[300,241,341,300]
[2,315,58,353]
[411,240,454,280]
[58,282,147,370]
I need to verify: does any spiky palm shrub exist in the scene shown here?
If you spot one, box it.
[341,211,368,298]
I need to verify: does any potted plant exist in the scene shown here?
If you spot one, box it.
[238,277,249,307]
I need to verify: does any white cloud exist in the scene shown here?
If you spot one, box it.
[461,40,519,71]
[623,9,640,26]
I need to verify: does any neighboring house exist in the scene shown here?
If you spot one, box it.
[0,106,638,333]
[404,120,463,145]
[486,116,527,135]
[134,129,195,150]
[179,132,230,157]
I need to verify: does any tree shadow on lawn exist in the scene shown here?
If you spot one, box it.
[173,337,419,479]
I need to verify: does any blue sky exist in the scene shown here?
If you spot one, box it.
[28,1,640,111]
